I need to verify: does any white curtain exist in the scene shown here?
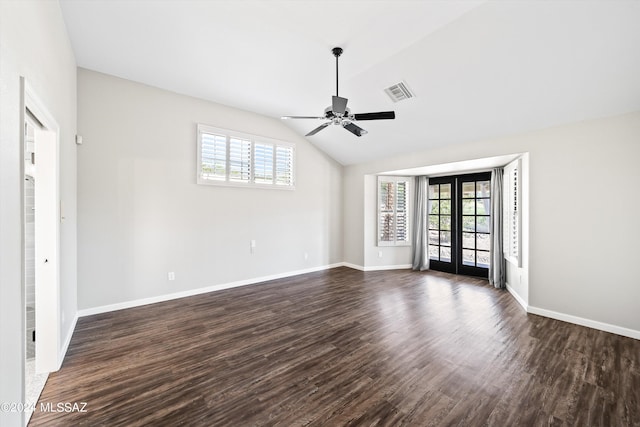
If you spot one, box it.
[489,168,506,288]
[411,176,429,271]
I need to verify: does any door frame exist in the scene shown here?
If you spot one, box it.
[428,172,492,278]
[21,78,61,375]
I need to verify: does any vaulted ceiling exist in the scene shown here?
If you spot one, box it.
[60,0,640,165]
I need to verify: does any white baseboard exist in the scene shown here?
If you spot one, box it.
[58,312,78,370]
[527,305,640,341]
[341,263,412,272]
[77,263,345,317]
[505,282,528,311]
[342,262,365,271]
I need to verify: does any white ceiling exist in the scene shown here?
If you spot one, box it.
[60,0,640,165]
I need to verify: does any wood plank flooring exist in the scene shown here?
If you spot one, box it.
[29,267,640,426]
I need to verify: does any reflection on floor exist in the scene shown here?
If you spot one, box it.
[25,359,47,425]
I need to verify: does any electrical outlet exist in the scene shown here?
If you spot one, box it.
[304,252,308,260]
[250,240,256,254]
[378,251,383,258]
[168,272,175,281]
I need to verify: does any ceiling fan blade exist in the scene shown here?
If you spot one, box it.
[343,122,368,137]
[332,96,348,115]
[305,122,331,136]
[281,115,326,120]
[353,111,396,121]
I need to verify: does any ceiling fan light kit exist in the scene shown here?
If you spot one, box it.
[281,47,395,137]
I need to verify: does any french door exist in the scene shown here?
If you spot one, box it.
[427,173,491,278]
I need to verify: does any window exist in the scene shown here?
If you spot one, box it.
[503,159,522,266]
[197,124,295,189]
[378,176,410,246]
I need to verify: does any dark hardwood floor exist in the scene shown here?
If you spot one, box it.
[30,267,639,426]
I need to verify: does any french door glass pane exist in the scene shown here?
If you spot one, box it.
[429,245,439,260]
[476,199,489,215]
[477,181,490,197]
[462,199,475,214]
[462,216,475,231]
[429,185,439,199]
[462,182,475,198]
[477,233,490,251]
[440,247,451,262]
[477,251,490,268]
[440,184,451,199]
[429,215,439,229]
[440,216,451,231]
[440,231,451,247]
[462,232,475,249]
[463,249,475,266]
[428,200,439,214]
[477,216,489,233]
[440,200,451,215]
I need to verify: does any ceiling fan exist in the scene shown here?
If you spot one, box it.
[281,47,395,137]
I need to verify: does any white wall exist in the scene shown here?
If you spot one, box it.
[77,69,343,310]
[343,112,640,336]
[0,1,77,425]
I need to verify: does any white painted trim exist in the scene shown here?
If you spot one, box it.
[341,263,412,272]
[365,264,412,271]
[527,305,640,341]
[78,263,345,317]
[342,262,365,271]
[58,313,78,370]
[505,282,528,311]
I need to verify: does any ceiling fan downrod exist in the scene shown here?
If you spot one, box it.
[332,47,343,97]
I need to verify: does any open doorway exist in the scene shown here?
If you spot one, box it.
[23,110,48,421]
[22,79,61,425]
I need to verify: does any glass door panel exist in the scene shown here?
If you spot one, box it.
[427,179,455,272]
[458,175,491,277]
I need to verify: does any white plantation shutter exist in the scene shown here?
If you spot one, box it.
[197,124,294,189]
[200,132,226,181]
[378,176,411,246]
[503,158,522,266]
[396,181,408,243]
[254,142,274,184]
[275,146,294,186]
[379,180,395,243]
[229,137,251,183]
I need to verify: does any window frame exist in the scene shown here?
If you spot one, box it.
[377,176,411,247]
[197,124,295,190]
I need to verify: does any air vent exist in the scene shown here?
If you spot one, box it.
[384,81,415,103]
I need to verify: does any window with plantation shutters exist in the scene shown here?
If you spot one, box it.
[377,176,411,246]
[254,142,274,184]
[229,137,251,183]
[276,146,294,186]
[200,132,227,181]
[197,124,295,189]
[503,158,521,267]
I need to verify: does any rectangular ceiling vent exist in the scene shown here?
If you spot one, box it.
[384,81,415,103]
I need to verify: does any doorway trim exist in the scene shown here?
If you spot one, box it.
[21,78,61,375]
